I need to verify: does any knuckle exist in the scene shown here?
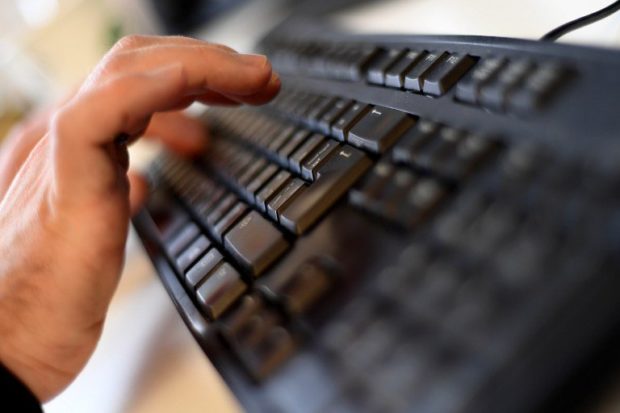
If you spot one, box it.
[49,107,72,139]
[112,34,150,52]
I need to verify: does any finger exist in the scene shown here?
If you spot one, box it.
[52,64,188,201]
[110,34,236,54]
[128,171,149,215]
[104,44,275,96]
[223,72,281,106]
[143,111,208,156]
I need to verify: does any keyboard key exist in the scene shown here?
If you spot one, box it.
[277,130,312,166]
[185,248,223,289]
[176,235,211,273]
[305,96,337,128]
[245,164,279,199]
[479,60,534,111]
[267,178,306,222]
[263,256,336,315]
[318,99,353,134]
[224,210,290,276]
[301,139,340,181]
[392,120,440,165]
[196,262,247,320]
[347,106,415,153]
[212,202,248,242]
[166,222,200,257]
[206,193,237,227]
[280,145,372,234]
[256,170,291,212]
[332,103,371,141]
[422,54,476,96]
[266,125,297,155]
[508,63,570,113]
[367,49,407,85]
[403,52,447,92]
[455,57,507,104]
[289,134,326,173]
[385,50,425,89]
[344,46,383,81]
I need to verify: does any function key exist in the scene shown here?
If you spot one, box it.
[455,57,507,104]
[385,50,425,89]
[422,54,477,96]
[366,49,407,85]
[479,60,534,111]
[348,106,416,153]
[403,52,448,92]
[508,63,570,114]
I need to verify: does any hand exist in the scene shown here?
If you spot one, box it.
[0,35,280,402]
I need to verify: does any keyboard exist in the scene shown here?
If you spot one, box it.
[133,19,620,413]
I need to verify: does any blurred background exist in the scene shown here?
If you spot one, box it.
[0,0,618,412]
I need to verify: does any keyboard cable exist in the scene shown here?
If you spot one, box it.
[541,0,620,41]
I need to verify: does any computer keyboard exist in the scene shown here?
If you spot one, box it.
[133,20,620,413]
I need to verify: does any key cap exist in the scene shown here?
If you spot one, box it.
[403,52,447,92]
[277,130,311,166]
[289,134,326,173]
[331,103,371,141]
[392,120,440,166]
[212,202,248,242]
[166,222,200,257]
[185,248,223,289]
[196,262,247,320]
[224,210,290,276]
[455,57,507,104]
[305,96,337,128]
[245,164,279,200]
[255,170,291,212]
[176,235,211,273]
[301,139,340,181]
[237,157,268,188]
[367,49,406,85]
[206,193,236,227]
[342,46,382,81]
[479,60,534,111]
[318,99,353,134]
[348,106,415,153]
[422,54,476,96]
[266,125,297,155]
[508,63,570,114]
[267,178,306,222]
[385,50,425,89]
[280,146,372,234]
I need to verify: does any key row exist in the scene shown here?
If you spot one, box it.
[455,57,570,114]
[267,40,382,82]
[207,108,372,234]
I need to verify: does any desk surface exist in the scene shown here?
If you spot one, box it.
[41,0,620,412]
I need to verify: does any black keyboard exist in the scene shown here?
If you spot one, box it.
[133,20,620,413]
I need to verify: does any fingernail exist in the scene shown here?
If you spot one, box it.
[237,54,269,67]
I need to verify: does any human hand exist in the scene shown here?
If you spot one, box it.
[0,35,279,402]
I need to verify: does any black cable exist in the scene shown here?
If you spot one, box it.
[540,0,620,41]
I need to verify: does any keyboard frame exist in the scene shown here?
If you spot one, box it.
[133,22,620,413]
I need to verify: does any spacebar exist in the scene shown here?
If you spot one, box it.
[279,145,372,234]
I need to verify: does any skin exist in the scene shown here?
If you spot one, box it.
[0,35,280,402]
